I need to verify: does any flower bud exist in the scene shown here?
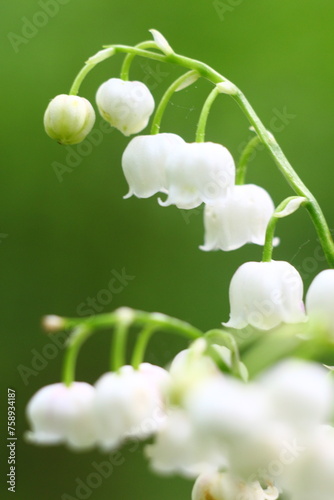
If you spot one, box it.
[96,78,155,136]
[306,269,334,334]
[44,94,95,145]
[201,184,275,251]
[224,260,306,330]
[122,133,185,198]
[25,382,97,449]
[160,142,235,209]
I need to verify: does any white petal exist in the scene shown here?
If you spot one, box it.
[306,269,334,334]
[122,133,184,198]
[224,260,306,330]
[163,142,235,209]
[259,359,334,425]
[96,79,155,136]
[26,382,97,450]
[201,184,275,252]
[94,364,169,450]
[145,409,227,478]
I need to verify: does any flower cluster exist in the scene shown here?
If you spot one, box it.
[26,339,334,499]
[44,70,275,252]
[26,363,169,451]
[38,31,334,500]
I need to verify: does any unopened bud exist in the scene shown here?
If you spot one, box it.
[44,94,95,145]
[42,315,66,332]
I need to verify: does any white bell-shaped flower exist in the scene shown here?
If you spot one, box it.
[25,382,97,450]
[122,133,185,198]
[184,374,269,441]
[96,78,154,136]
[192,472,279,500]
[224,260,306,330]
[259,359,334,426]
[201,184,275,251]
[160,142,235,209]
[167,339,222,404]
[44,94,95,145]
[94,363,169,451]
[145,408,228,478]
[228,420,301,483]
[306,269,334,334]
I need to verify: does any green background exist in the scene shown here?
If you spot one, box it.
[2,0,334,498]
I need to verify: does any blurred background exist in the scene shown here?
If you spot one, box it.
[2,0,334,498]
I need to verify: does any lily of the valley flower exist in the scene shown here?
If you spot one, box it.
[224,260,306,330]
[159,142,235,209]
[145,408,228,478]
[201,184,275,251]
[184,374,269,441]
[25,382,97,450]
[259,359,334,426]
[122,133,185,198]
[96,78,155,136]
[306,269,334,335]
[94,363,169,451]
[44,94,95,145]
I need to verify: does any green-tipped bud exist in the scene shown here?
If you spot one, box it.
[44,94,95,145]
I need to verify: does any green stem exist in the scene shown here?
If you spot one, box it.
[69,47,115,95]
[61,308,202,340]
[69,65,96,96]
[242,324,306,378]
[111,321,130,371]
[103,45,226,83]
[205,328,242,377]
[131,326,157,369]
[236,135,262,185]
[262,196,305,262]
[120,41,159,81]
[195,87,220,142]
[150,70,198,135]
[233,91,334,267]
[58,308,202,378]
[262,216,278,262]
[62,326,93,386]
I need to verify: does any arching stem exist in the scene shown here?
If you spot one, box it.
[195,86,220,143]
